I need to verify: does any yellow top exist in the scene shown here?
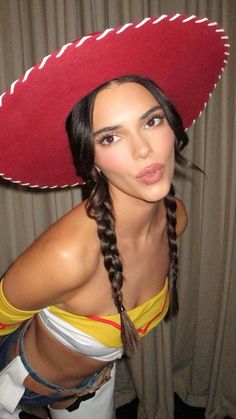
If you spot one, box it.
[0,279,41,335]
[48,278,169,347]
[0,277,169,344]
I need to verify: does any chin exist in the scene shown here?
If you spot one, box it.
[139,180,172,203]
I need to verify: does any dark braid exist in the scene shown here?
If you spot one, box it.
[66,75,202,355]
[86,172,140,356]
[164,184,179,317]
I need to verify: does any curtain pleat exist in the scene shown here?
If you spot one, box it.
[0,1,235,418]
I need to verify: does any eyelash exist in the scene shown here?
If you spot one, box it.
[96,134,120,145]
[144,112,164,128]
[96,112,165,145]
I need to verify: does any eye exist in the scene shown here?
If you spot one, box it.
[144,114,164,129]
[98,134,120,145]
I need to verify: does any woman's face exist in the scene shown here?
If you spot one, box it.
[93,82,175,204]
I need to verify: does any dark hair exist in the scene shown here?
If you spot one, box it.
[66,75,192,356]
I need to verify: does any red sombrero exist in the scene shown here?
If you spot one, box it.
[0,14,230,189]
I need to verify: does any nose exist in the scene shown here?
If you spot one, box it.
[131,132,153,159]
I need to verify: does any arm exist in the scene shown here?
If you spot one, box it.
[0,277,41,335]
[0,204,97,334]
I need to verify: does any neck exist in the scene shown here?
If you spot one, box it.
[110,188,166,242]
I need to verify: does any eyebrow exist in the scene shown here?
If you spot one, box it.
[93,105,163,138]
[140,105,162,121]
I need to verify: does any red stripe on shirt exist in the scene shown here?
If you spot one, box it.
[87,290,169,334]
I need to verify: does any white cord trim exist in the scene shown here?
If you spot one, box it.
[38,54,51,69]
[195,18,208,23]
[72,181,85,186]
[10,179,21,184]
[10,80,19,95]
[182,15,196,23]
[96,28,114,40]
[75,35,92,47]
[153,15,167,24]
[0,92,6,106]
[116,23,132,34]
[56,43,72,58]
[135,17,151,28]
[0,171,81,189]
[1,176,12,180]
[169,14,180,21]
[22,67,34,82]
[186,46,228,131]
[0,14,231,168]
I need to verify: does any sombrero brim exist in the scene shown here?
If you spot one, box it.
[0,14,230,188]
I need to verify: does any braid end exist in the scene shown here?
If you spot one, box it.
[120,310,141,357]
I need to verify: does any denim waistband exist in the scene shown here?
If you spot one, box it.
[0,320,113,408]
[18,320,106,393]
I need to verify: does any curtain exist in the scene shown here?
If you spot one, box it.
[0,1,235,418]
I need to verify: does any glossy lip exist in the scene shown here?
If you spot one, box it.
[136,163,164,185]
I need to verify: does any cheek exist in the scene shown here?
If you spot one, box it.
[95,150,128,175]
[156,132,175,161]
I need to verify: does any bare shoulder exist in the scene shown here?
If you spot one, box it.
[3,200,100,309]
[175,197,188,237]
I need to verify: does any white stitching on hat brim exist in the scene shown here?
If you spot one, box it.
[182,15,196,23]
[152,15,167,24]
[39,55,51,69]
[22,67,34,83]
[195,18,208,23]
[56,43,73,58]
[135,18,151,28]
[10,80,19,95]
[116,23,133,34]
[169,14,181,21]
[75,35,92,47]
[96,28,114,40]
[0,15,230,106]
[0,14,230,188]
[0,173,83,189]
[0,92,6,106]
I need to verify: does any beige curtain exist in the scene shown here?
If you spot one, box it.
[0,1,235,418]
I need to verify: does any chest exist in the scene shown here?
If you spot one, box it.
[120,232,169,307]
[63,228,170,316]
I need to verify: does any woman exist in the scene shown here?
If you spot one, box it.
[0,14,229,419]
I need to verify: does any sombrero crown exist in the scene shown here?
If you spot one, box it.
[0,14,230,188]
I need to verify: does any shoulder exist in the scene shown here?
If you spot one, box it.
[3,201,100,309]
[175,197,188,237]
[35,200,100,281]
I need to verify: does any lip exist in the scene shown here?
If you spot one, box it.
[136,163,164,185]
